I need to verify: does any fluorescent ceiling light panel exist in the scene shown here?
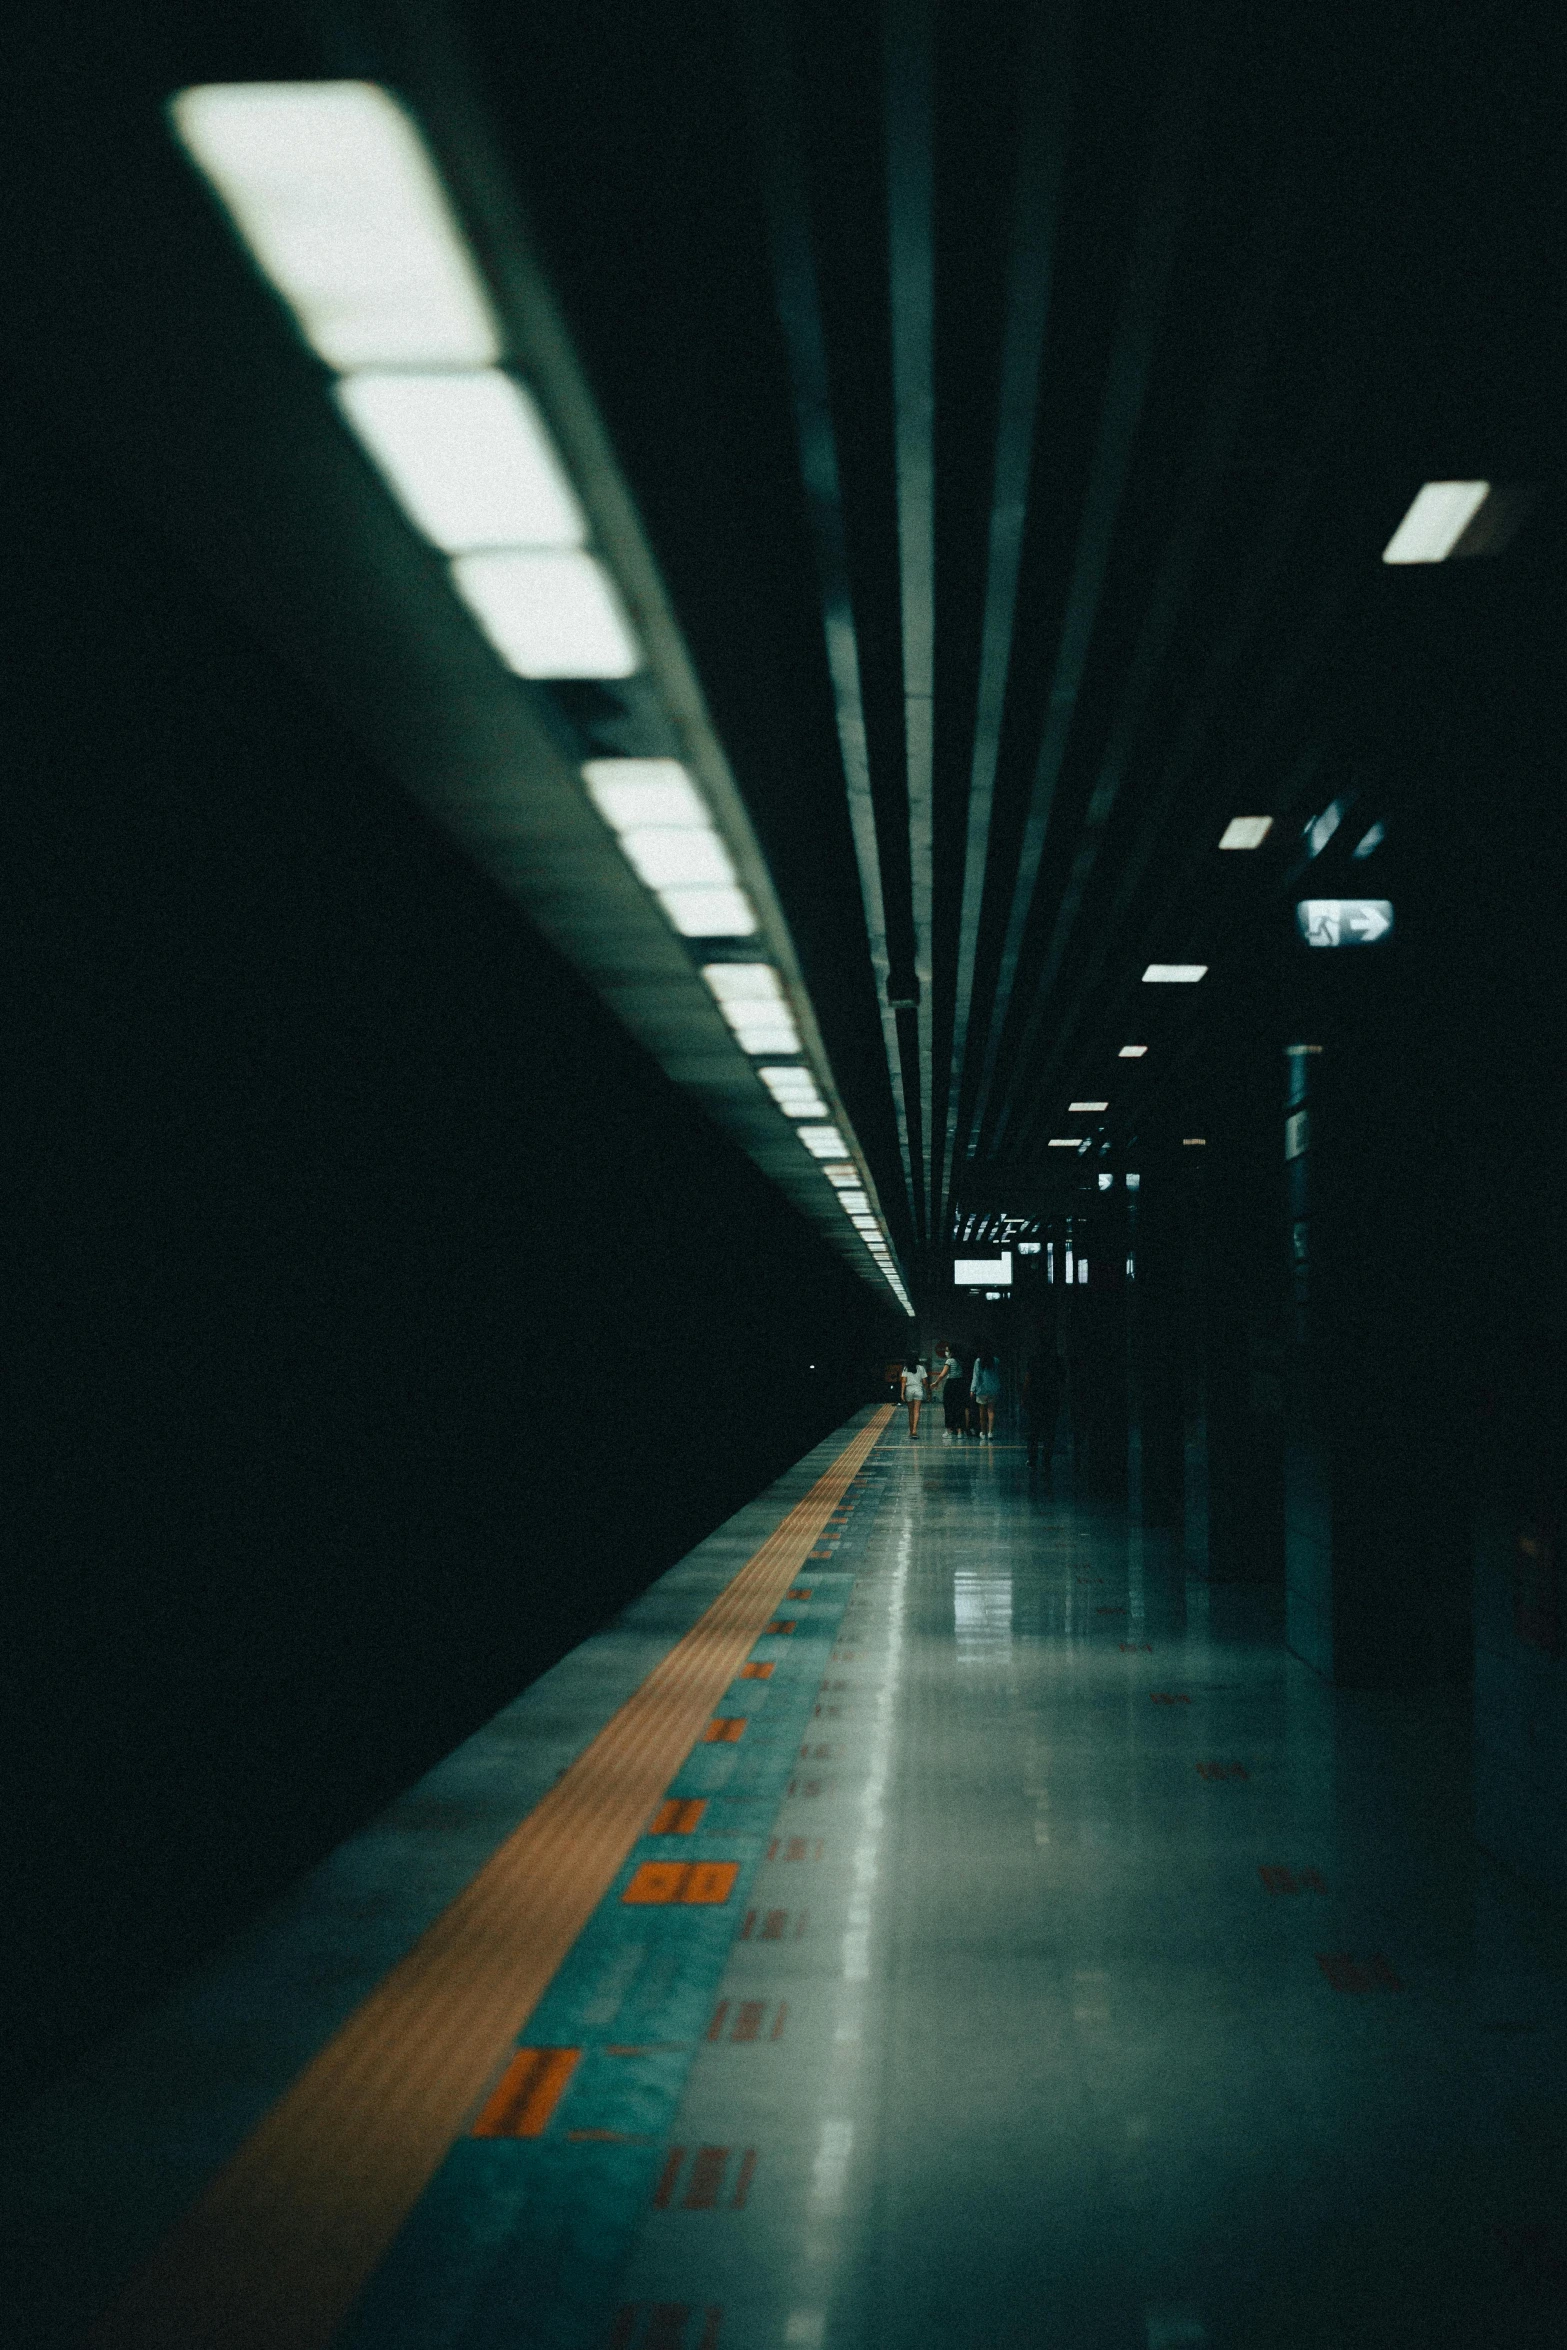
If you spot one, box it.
[1142,964,1207,983]
[798,1126,849,1158]
[169,83,501,370]
[759,1067,828,1117]
[1119,1044,1148,1057]
[1069,1101,1108,1112]
[838,1192,870,1215]
[658,886,757,937]
[1353,821,1386,859]
[451,549,639,678]
[824,1165,859,1186]
[1304,801,1344,858]
[1218,815,1273,850]
[1048,1138,1082,1149]
[334,371,583,551]
[1183,1138,1207,1146]
[702,963,801,1054]
[1382,480,1490,564]
[617,829,736,890]
[584,761,708,829]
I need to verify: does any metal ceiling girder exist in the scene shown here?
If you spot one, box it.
[959,46,1211,1175]
[734,0,921,1242]
[937,0,1077,1238]
[884,0,935,1243]
[999,502,1350,1171]
[979,172,1297,1156]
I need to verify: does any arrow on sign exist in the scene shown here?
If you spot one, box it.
[1296,899,1394,947]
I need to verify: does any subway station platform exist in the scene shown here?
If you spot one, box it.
[6,1408,1567,2350]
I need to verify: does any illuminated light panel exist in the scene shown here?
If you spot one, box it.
[702,963,801,1055]
[334,370,583,551]
[1183,1138,1207,1146]
[1069,1101,1108,1112]
[823,1165,860,1187]
[798,1126,849,1159]
[1143,964,1207,983]
[1382,480,1490,565]
[616,827,736,890]
[584,761,707,829]
[1304,801,1344,858]
[1048,1138,1085,1149]
[759,1066,829,1118]
[1218,815,1273,850]
[837,1191,870,1215]
[1353,821,1386,859]
[169,83,501,369]
[1119,1045,1148,1058]
[1098,1173,1113,1191]
[658,887,756,936]
[451,548,639,678]
[955,1252,1012,1285]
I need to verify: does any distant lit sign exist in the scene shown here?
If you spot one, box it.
[1296,899,1393,948]
[1018,1241,1041,1255]
[954,1251,1012,1286]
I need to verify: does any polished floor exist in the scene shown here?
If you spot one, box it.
[8,1410,1567,2347]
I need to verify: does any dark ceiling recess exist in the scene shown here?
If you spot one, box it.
[458,0,1561,1286]
[29,0,1559,1294]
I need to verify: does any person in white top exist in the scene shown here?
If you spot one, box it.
[899,1356,928,1439]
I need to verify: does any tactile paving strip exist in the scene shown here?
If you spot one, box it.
[88,1410,894,2350]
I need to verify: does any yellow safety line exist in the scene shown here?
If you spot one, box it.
[90,1408,893,2350]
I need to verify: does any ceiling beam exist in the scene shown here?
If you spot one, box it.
[938,0,1077,1238]
[737,0,920,1236]
[884,0,936,1243]
[959,50,1209,1174]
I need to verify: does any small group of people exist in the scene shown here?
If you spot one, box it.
[897,1326,1066,1481]
[899,1343,1001,1440]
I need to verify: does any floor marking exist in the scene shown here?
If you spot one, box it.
[705,2002,730,2042]
[1150,1693,1191,1705]
[770,2001,789,2041]
[786,1587,813,1600]
[469,2047,581,2139]
[623,1862,740,1907]
[1259,1865,1326,1894]
[1120,1642,1153,1653]
[683,2147,730,2208]
[762,1619,798,1636]
[799,1743,834,1759]
[732,2149,758,2208]
[650,1799,708,1834]
[732,2002,767,2042]
[738,1661,774,1680]
[84,1405,894,2350]
[702,1718,747,1744]
[1316,1952,1403,1992]
[566,2129,655,2144]
[652,2151,684,2209]
[1195,1761,1249,1781]
[766,1835,822,1862]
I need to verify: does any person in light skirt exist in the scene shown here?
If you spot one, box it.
[899,1356,928,1438]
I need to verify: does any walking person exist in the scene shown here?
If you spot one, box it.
[971,1348,1001,1441]
[900,1355,928,1439]
[942,1344,970,1438]
[930,1340,957,1434]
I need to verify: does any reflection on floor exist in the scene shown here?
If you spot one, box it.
[9,1413,1567,2348]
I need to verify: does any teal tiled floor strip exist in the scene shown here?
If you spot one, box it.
[337,1451,895,2350]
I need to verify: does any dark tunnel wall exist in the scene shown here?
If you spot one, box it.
[0,394,901,2118]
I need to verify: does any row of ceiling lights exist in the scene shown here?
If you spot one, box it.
[1041,474,1472,1155]
[169,79,912,1315]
